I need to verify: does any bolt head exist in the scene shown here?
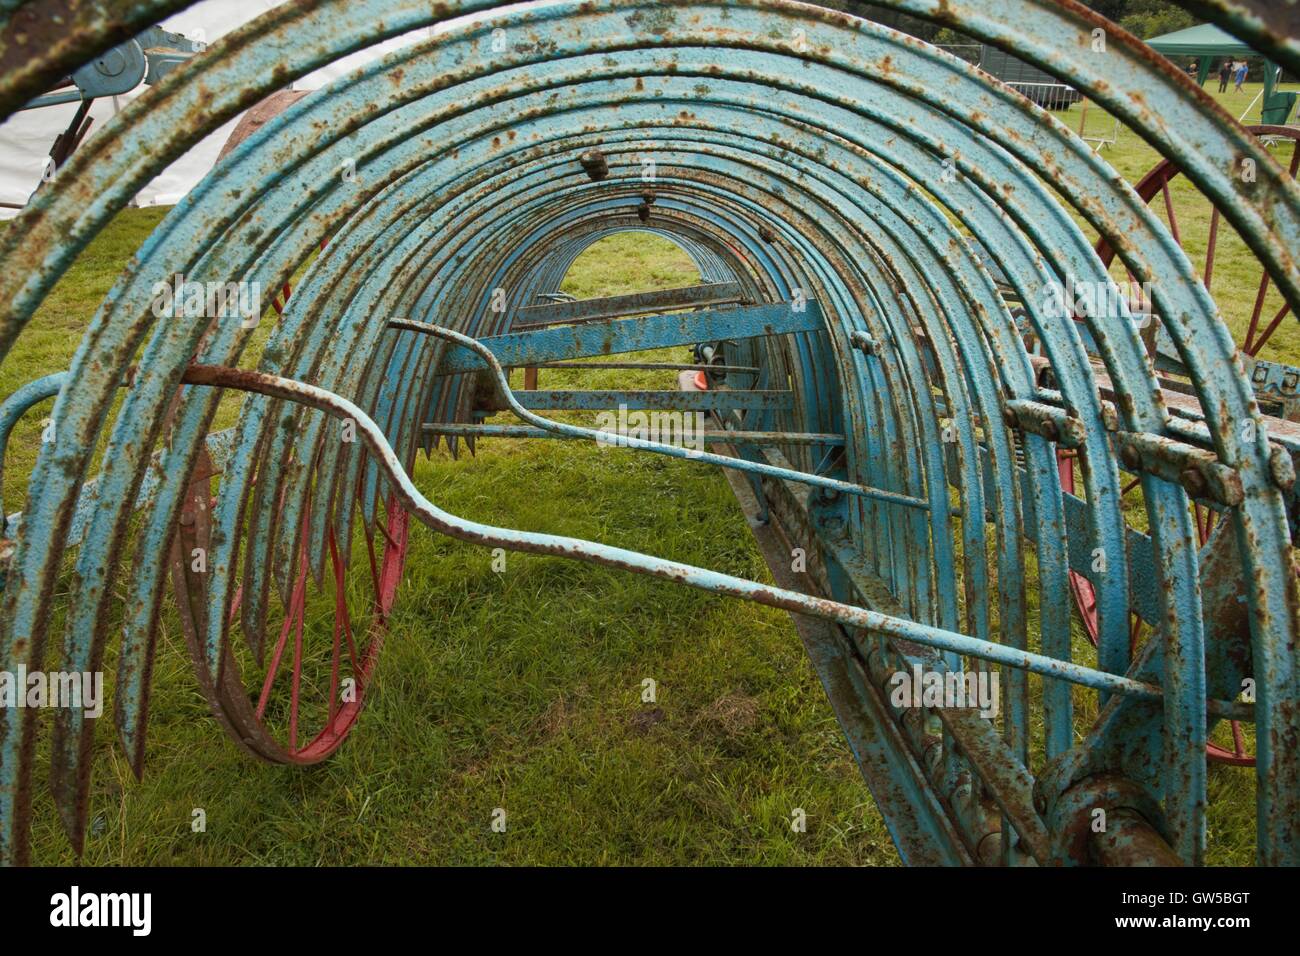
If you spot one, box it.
[1270,447,1297,492]
[1180,467,1208,498]
[579,150,609,181]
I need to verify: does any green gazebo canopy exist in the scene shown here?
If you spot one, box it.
[1146,23,1255,58]
[1147,22,1293,123]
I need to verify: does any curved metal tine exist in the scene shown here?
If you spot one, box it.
[181,362,1256,725]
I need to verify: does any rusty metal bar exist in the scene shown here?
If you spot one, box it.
[417,320,929,510]
[535,361,760,373]
[421,423,844,447]
[179,360,1227,710]
[514,281,744,327]
[500,389,792,412]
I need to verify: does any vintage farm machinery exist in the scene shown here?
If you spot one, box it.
[0,0,1298,867]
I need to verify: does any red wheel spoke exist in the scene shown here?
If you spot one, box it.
[229,584,244,625]
[376,511,401,550]
[364,527,382,605]
[356,488,385,602]
[1160,175,1181,245]
[328,524,360,677]
[257,561,306,719]
[1231,720,1247,758]
[1129,613,1143,656]
[1246,301,1292,357]
[1242,269,1273,354]
[288,544,308,753]
[1203,207,1220,291]
[1193,502,1217,546]
[326,526,345,723]
[1124,268,1137,310]
[1070,573,1099,647]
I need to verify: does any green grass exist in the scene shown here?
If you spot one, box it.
[9,81,1293,865]
[16,228,896,866]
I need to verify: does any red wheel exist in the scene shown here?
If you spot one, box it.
[1095,125,1299,361]
[170,446,408,764]
[1058,128,1298,767]
[1058,447,1252,765]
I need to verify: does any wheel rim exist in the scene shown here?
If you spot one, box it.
[171,446,409,764]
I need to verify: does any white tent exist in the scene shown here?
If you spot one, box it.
[0,0,461,217]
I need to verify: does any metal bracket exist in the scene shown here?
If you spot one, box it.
[849,329,880,356]
[1002,399,1087,448]
[1115,430,1244,507]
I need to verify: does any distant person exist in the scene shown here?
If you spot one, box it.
[1218,59,1232,92]
[1235,61,1248,92]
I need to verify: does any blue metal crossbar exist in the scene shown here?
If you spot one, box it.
[422,300,824,374]
[505,389,793,412]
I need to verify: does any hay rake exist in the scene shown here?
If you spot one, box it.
[0,0,1298,867]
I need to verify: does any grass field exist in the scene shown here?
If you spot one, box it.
[4,80,1292,866]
